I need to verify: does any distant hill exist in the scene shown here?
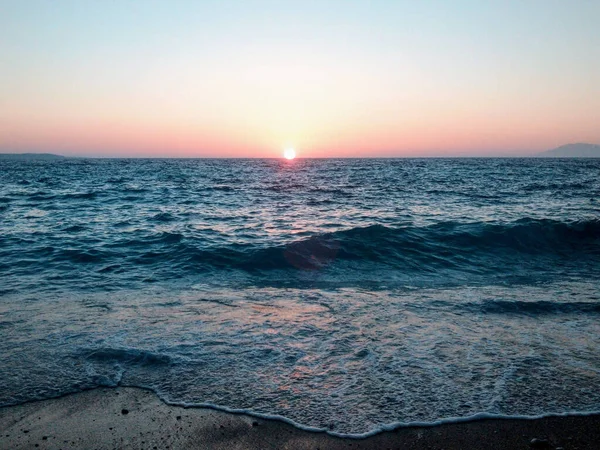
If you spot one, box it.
[0,153,65,160]
[537,143,600,157]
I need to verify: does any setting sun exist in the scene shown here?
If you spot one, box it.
[284,148,296,160]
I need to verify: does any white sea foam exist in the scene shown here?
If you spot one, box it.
[145,384,600,438]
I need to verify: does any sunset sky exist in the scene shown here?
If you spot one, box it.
[1,1,599,158]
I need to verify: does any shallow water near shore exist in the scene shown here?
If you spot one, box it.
[1,158,600,434]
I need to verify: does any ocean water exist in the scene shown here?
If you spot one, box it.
[1,157,599,435]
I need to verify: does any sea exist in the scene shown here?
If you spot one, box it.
[1,157,599,435]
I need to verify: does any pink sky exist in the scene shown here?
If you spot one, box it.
[1,1,599,157]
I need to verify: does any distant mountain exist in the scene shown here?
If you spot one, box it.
[0,153,65,160]
[537,143,600,157]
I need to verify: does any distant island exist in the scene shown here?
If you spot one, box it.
[0,153,65,160]
[537,143,600,157]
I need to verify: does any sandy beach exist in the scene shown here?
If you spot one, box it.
[0,387,598,449]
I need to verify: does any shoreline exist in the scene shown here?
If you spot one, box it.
[2,387,600,449]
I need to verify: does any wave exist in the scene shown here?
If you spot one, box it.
[523,181,591,191]
[455,299,600,315]
[61,191,99,200]
[150,212,177,222]
[2,219,599,280]
[111,218,600,273]
[61,224,88,233]
[213,218,600,271]
[84,348,173,366]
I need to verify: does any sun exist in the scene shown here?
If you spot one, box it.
[283,148,296,160]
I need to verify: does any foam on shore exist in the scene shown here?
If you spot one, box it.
[2,387,600,450]
[160,388,600,439]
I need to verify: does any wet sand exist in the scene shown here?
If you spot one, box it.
[1,387,599,449]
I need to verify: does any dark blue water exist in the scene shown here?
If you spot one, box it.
[1,158,600,434]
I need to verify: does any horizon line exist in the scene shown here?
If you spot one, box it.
[3,154,595,160]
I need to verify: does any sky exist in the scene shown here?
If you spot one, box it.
[1,0,599,158]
